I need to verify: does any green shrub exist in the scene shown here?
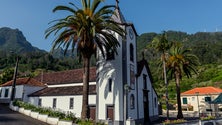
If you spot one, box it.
[61,112,76,121]
[163,119,187,125]
[13,100,77,121]
[23,103,36,110]
[48,110,66,119]
[38,107,51,115]
[201,116,216,121]
[75,119,106,125]
[13,100,25,107]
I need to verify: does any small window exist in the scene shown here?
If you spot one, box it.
[108,78,112,92]
[192,97,195,101]
[130,44,134,62]
[69,98,74,109]
[143,74,147,89]
[130,94,135,109]
[182,97,187,104]
[38,98,42,107]
[106,49,115,60]
[53,98,57,108]
[205,97,211,102]
[4,88,9,98]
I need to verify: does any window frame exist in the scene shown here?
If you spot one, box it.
[130,94,135,109]
[130,44,134,62]
[53,98,57,108]
[108,78,112,92]
[38,98,42,107]
[69,98,74,109]
[106,49,115,60]
[182,97,188,104]
[143,74,147,89]
[4,88,9,98]
[205,96,211,102]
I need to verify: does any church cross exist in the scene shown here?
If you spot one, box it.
[116,0,119,9]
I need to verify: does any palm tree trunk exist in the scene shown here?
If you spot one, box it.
[81,56,90,119]
[163,60,169,120]
[175,72,183,119]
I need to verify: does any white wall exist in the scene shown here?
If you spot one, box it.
[0,85,44,102]
[23,85,44,102]
[137,67,159,119]
[0,85,23,99]
[29,95,96,118]
[97,31,124,121]
[181,94,219,113]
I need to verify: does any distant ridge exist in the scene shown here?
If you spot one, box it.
[0,27,45,54]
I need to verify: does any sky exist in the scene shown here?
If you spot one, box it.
[1,0,222,51]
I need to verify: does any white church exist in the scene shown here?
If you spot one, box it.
[0,2,159,125]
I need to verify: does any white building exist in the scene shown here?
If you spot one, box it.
[0,77,45,103]
[181,86,222,115]
[0,2,159,125]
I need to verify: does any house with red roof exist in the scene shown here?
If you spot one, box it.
[181,86,222,115]
[28,67,97,119]
[0,78,45,103]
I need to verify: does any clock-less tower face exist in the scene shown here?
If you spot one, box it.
[129,29,134,40]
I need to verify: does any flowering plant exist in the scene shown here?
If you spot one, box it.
[163,119,187,125]
[200,116,216,121]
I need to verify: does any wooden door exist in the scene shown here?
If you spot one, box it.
[89,106,96,120]
[107,106,114,121]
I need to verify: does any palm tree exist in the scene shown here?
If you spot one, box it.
[45,0,124,119]
[149,31,171,119]
[166,43,199,119]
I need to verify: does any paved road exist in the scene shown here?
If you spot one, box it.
[0,103,49,125]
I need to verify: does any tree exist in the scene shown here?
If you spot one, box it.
[166,43,199,119]
[149,31,171,119]
[0,68,14,84]
[45,0,124,119]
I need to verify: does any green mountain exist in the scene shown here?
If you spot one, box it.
[1,27,222,90]
[137,31,222,64]
[0,27,83,82]
[0,27,45,53]
[137,31,222,104]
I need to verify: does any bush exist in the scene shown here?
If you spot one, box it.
[75,119,106,125]
[61,112,76,121]
[13,100,76,121]
[201,116,216,121]
[13,100,25,107]
[163,119,187,125]
[48,110,65,119]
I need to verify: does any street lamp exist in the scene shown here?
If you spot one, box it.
[10,55,19,102]
[195,92,200,119]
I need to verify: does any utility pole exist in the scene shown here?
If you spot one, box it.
[10,56,19,101]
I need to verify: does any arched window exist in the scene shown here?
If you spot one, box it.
[108,78,112,92]
[106,49,115,60]
[130,94,135,109]
[130,44,134,62]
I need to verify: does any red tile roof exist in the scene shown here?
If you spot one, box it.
[0,77,45,87]
[181,86,222,95]
[34,67,96,85]
[28,85,96,96]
